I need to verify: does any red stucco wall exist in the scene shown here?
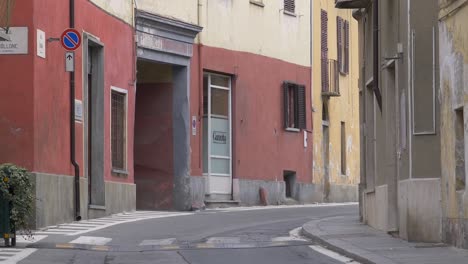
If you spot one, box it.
[0,0,34,168]
[134,83,173,210]
[190,45,313,184]
[1,0,134,184]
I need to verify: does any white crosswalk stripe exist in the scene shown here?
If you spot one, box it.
[35,211,193,236]
[0,248,37,264]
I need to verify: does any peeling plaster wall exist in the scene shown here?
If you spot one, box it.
[439,0,468,249]
[312,0,360,198]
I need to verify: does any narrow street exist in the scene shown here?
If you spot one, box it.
[12,204,358,264]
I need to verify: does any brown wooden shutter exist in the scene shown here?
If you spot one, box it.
[337,16,343,73]
[344,20,350,74]
[297,85,306,129]
[321,10,329,92]
[284,0,295,13]
[283,82,289,129]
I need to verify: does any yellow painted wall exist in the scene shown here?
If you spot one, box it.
[90,0,134,25]
[135,0,311,67]
[439,0,468,219]
[311,0,360,187]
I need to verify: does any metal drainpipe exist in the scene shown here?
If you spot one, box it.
[70,0,81,221]
[373,0,382,111]
[197,0,203,170]
[309,0,314,182]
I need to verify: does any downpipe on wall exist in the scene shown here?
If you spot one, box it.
[70,0,81,221]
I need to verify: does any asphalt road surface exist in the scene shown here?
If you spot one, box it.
[11,204,359,264]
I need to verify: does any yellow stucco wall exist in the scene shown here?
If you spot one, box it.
[135,0,311,67]
[90,0,134,25]
[439,0,468,220]
[311,0,360,187]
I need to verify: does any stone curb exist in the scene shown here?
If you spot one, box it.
[301,218,398,264]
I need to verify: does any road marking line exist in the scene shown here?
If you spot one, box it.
[68,213,193,236]
[212,203,358,212]
[309,245,361,264]
[55,243,75,249]
[160,245,180,250]
[196,243,216,249]
[0,248,37,264]
[70,236,112,246]
[36,212,193,237]
[35,231,71,235]
[206,237,240,244]
[46,229,84,232]
[139,238,176,246]
[91,245,109,251]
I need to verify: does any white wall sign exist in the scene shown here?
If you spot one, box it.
[75,99,83,121]
[192,116,197,136]
[213,131,227,144]
[0,27,28,54]
[65,52,75,72]
[37,29,46,58]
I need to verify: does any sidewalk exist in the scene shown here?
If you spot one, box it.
[302,215,468,264]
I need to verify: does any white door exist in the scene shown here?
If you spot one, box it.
[203,73,232,195]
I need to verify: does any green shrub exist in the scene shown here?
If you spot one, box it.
[0,164,34,236]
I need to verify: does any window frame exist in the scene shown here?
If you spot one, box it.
[110,86,128,175]
[283,81,306,132]
[250,0,264,8]
[341,121,347,175]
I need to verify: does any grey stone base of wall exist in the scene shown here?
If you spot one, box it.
[363,178,441,243]
[189,176,358,207]
[30,173,135,229]
[443,217,468,249]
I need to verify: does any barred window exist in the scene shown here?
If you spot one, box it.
[111,89,127,171]
[284,0,295,13]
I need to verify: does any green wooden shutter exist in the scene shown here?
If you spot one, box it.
[297,85,306,129]
[283,82,289,129]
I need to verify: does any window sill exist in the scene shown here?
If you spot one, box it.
[88,204,106,211]
[283,10,297,17]
[285,127,300,133]
[250,1,264,7]
[112,168,128,177]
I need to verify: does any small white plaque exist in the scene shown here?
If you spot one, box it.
[65,51,74,72]
[0,27,28,54]
[37,29,46,58]
[192,116,197,136]
[75,99,83,121]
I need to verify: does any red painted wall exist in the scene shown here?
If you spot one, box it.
[190,45,313,183]
[0,0,34,168]
[134,83,173,210]
[1,1,134,184]
[27,0,134,183]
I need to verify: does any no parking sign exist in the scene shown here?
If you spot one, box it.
[60,28,81,51]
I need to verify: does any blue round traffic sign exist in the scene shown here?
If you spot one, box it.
[61,29,81,51]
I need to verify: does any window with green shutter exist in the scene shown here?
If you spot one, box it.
[283,81,306,131]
